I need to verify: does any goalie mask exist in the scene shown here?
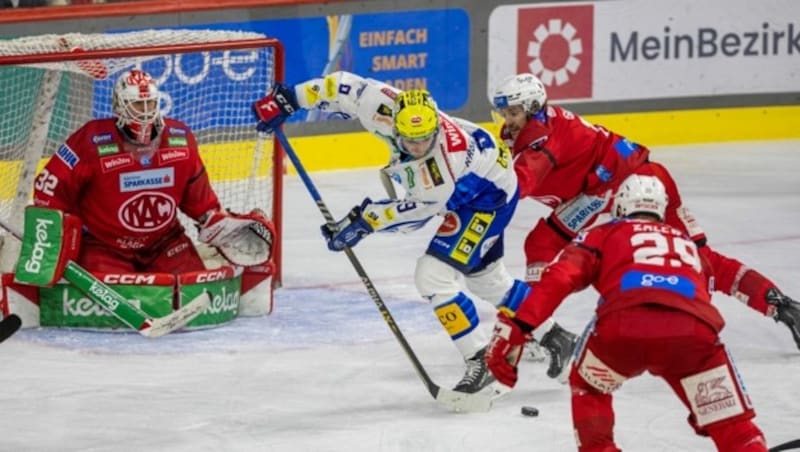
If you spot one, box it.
[393,89,440,159]
[113,69,163,147]
[612,175,668,220]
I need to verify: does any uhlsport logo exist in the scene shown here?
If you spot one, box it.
[517,4,594,100]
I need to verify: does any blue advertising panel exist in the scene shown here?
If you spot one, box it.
[106,8,470,131]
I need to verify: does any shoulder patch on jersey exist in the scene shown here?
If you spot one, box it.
[91,133,113,144]
[158,148,189,165]
[168,127,187,136]
[100,154,135,173]
[439,116,468,152]
[97,143,119,156]
[55,144,79,169]
[167,137,188,147]
[338,84,351,95]
[424,158,445,186]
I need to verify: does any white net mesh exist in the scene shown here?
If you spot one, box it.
[0,29,280,274]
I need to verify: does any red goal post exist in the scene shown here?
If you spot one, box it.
[0,29,284,286]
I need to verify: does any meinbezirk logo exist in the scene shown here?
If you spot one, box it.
[517,4,594,100]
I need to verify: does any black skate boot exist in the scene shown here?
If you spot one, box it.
[453,347,496,394]
[766,288,800,350]
[540,323,578,382]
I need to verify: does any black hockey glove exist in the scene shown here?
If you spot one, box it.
[766,288,800,351]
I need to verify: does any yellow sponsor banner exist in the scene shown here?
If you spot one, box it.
[287,105,800,172]
[3,105,797,202]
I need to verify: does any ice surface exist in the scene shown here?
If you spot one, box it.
[1,140,798,451]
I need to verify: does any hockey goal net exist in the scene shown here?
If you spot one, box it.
[0,29,284,285]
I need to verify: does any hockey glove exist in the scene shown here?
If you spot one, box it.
[485,312,534,388]
[766,288,800,350]
[321,198,374,252]
[198,209,275,266]
[253,83,300,133]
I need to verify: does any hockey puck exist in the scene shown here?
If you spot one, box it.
[520,406,539,417]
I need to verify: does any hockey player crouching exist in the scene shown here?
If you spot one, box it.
[25,70,274,318]
[254,71,577,394]
[485,175,768,451]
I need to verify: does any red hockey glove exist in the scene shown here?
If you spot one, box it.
[253,83,299,133]
[485,312,533,388]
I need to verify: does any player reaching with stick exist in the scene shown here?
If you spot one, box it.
[254,71,577,393]
[485,174,768,451]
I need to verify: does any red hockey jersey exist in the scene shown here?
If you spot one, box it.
[515,218,725,332]
[501,105,649,207]
[32,118,220,253]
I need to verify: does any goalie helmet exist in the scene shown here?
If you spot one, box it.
[113,69,163,146]
[612,175,668,220]
[491,73,547,115]
[393,89,439,158]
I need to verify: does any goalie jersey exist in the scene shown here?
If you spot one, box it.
[293,71,517,233]
[32,118,220,252]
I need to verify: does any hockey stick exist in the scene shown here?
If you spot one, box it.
[274,128,492,413]
[0,219,209,338]
[0,314,21,343]
[771,439,800,452]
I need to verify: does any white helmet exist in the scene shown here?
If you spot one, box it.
[491,73,547,114]
[112,69,162,146]
[612,175,668,220]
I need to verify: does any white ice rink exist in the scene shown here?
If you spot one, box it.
[1,140,799,451]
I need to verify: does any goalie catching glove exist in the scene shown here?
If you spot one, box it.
[321,198,375,251]
[198,209,275,266]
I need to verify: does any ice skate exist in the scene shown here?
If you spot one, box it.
[540,323,578,383]
[453,347,496,394]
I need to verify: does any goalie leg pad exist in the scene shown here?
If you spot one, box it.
[14,206,81,287]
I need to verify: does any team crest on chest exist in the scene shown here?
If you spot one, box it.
[118,191,176,232]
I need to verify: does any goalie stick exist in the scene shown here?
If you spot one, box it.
[273,129,493,413]
[0,219,209,338]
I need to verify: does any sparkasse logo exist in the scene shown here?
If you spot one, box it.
[517,4,594,100]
